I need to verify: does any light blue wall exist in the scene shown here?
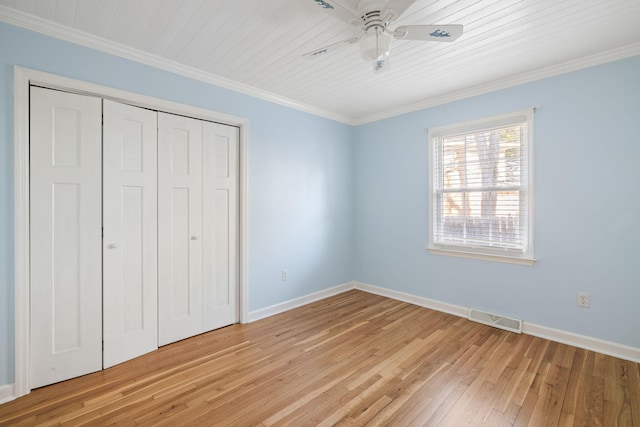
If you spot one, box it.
[2,19,639,390]
[0,22,355,386]
[354,55,640,349]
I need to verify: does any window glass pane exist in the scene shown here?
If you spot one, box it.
[442,138,463,190]
[442,125,522,191]
[430,110,532,260]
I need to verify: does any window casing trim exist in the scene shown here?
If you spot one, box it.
[426,247,536,266]
[427,108,535,264]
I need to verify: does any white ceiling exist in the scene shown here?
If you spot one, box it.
[1,0,640,124]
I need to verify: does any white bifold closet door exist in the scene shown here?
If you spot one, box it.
[157,113,204,346]
[158,113,239,346]
[30,86,239,387]
[102,100,159,368]
[30,87,103,389]
[202,121,239,332]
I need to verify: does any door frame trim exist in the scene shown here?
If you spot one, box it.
[13,66,250,398]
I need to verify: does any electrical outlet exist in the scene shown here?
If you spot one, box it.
[282,270,288,281]
[577,292,589,308]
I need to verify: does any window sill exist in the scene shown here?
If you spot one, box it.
[427,247,536,266]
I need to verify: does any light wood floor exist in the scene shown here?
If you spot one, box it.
[1,290,639,426]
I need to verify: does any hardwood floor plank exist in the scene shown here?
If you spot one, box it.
[590,352,607,424]
[1,290,638,426]
[526,343,572,427]
[559,347,587,425]
[627,360,640,426]
[393,344,482,424]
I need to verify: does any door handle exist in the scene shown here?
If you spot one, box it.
[107,243,119,249]
[190,236,198,241]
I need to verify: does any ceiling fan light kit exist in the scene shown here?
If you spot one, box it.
[360,27,391,69]
[304,0,464,72]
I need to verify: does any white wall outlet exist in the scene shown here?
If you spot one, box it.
[577,292,589,308]
[282,269,288,281]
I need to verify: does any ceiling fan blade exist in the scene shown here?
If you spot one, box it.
[393,24,463,42]
[308,0,360,25]
[382,0,416,21]
[302,34,363,59]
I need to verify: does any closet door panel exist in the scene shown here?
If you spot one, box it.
[158,112,203,346]
[102,100,158,368]
[30,87,102,388]
[202,122,239,331]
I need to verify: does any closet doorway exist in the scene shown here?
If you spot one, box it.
[14,67,248,395]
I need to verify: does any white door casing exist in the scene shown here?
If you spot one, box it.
[157,112,204,346]
[102,100,159,368]
[14,67,249,400]
[202,122,239,330]
[29,86,103,388]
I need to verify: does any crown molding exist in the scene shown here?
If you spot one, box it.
[2,5,639,127]
[353,41,640,125]
[0,5,356,126]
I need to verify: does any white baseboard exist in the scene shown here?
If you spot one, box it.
[245,280,640,363]
[522,323,640,363]
[354,282,469,318]
[0,383,15,404]
[247,281,356,322]
[353,281,640,363]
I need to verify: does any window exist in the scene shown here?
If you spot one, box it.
[428,109,535,265]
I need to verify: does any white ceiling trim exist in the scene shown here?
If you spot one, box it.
[2,4,639,127]
[0,5,355,125]
[354,41,640,125]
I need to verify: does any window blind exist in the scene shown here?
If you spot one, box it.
[430,110,533,259]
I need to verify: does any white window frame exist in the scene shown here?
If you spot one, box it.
[427,108,536,265]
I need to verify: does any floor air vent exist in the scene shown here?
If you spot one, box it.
[469,309,522,334]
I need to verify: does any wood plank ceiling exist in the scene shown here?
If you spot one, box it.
[1,0,640,123]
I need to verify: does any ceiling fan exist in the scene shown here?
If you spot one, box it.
[303,0,463,72]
